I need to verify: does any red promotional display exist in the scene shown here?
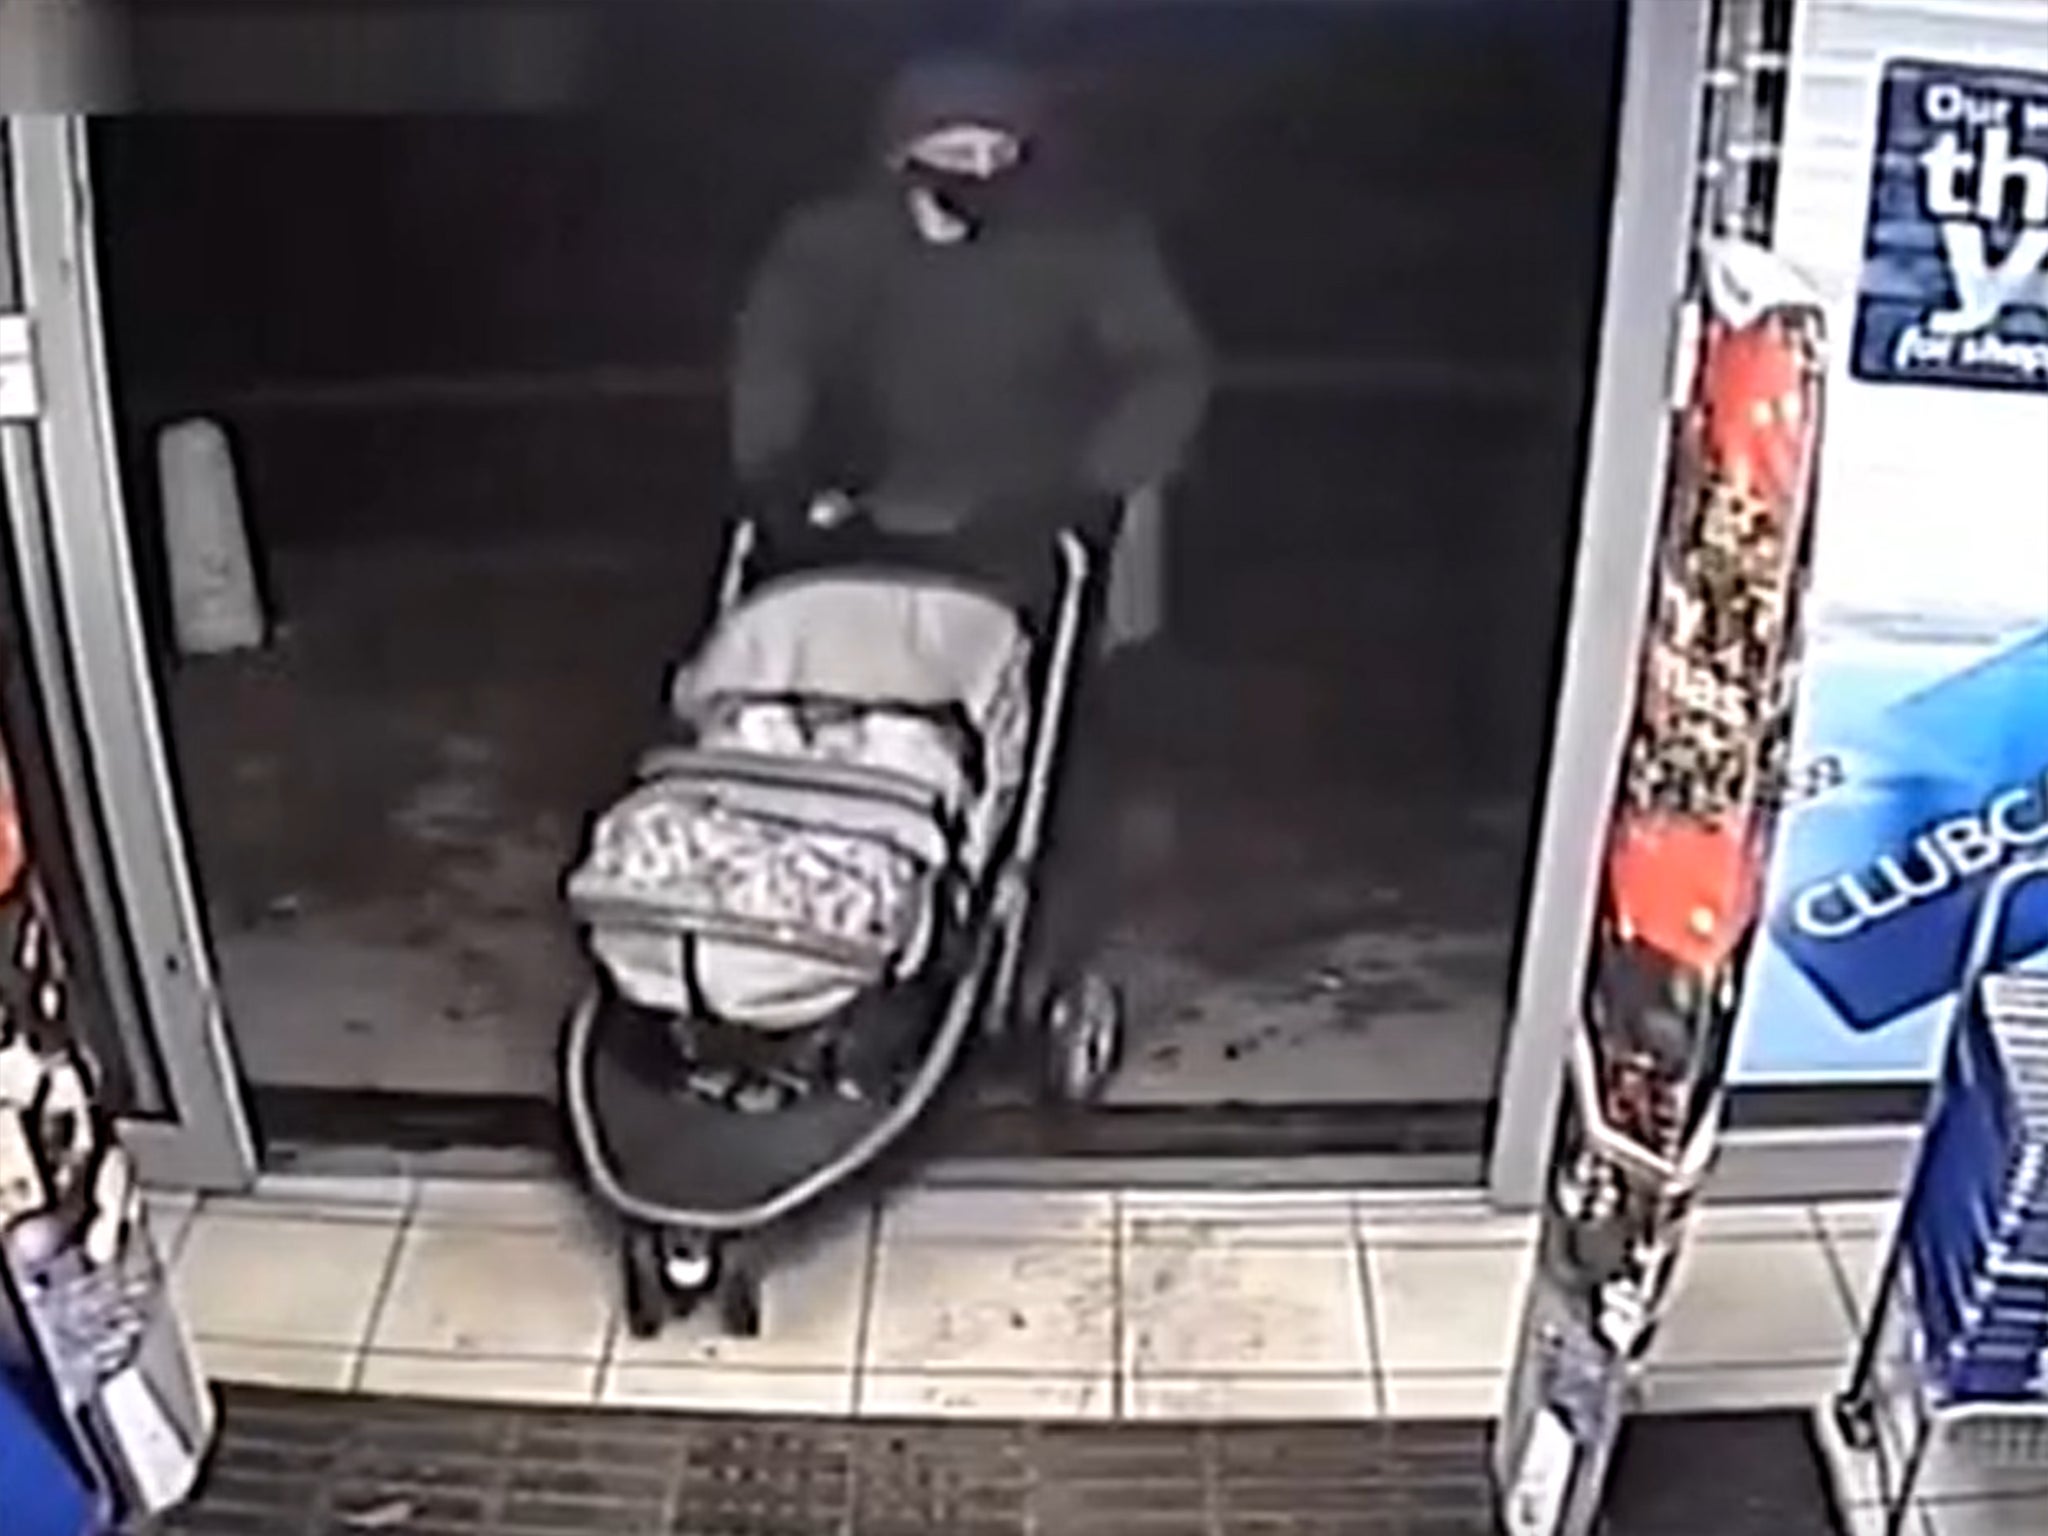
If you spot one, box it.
[1494,238,1828,1536]
[0,730,216,1529]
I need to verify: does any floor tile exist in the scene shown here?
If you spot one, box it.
[1123,1240,1370,1376]
[864,1239,1115,1375]
[356,1352,602,1405]
[1925,1494,2048,1535]
[208,1173,414,1223]
[1814,1199,1902,1243]
[412,1176,589,1231]
[1126,1373,1377,1421]
[1120,1189,1356,1249]
[370,1224,614,1360]
[880,1186,1113,1245]
[1382,1372,1506,1421]
[175,1210,400,1349]
[611,1211,871,1371]
[1685,1202,1827,1243]
[1635,1361,1843,1414]
[857,1371,1113,1420]
[604,1363,855,1415]
[197,1339,355,1392]
[1826,1232,1888,1321]
[1353,1194,1536,1251]
[1367,1240,1530,1376]
[1653,1236,1855,1368]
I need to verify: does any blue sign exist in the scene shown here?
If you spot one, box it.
[1768,625,2048,1029]
[1732,621,2048,1083]
[1852,58,2048,392]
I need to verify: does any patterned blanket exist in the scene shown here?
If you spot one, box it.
[569,698,970,988]
[573,786,927,964]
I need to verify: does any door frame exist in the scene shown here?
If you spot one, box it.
[4,1,1739,1200]
[1483,0,1922,1209]
[1482,0,1715,1208]
[1,115,256,1191]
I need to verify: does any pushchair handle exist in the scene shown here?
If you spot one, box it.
[716,511,1099,616]
[717,519,760,613]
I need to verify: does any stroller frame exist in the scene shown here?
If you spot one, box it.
[561,516,1121,1336]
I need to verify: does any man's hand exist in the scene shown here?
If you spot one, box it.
[806,489,859,530]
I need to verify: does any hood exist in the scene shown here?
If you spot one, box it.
[875,54,1045,158]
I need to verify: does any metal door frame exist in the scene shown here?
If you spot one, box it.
[8,2,1694,1198]
[1484,0,1717,1208]
[1,115,256,1192]
[3,2,1900,1202]
[1485,0,1922,1209]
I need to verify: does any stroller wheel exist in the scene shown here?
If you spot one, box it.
[663,1240,719,1296]
[1042,972,1124,1105]
[624,1228,719,1338]
[718,1265,763,1339]
[622,1227,671,1339]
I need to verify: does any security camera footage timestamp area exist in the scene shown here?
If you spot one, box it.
[88,0,1623,1146]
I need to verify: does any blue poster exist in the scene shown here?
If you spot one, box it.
[1732,618,2048,1083]
[1852,58,2048,393]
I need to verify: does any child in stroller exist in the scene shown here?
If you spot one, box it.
[560,513,1125,1338]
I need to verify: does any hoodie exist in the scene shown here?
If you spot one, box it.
[729,56,1211,533]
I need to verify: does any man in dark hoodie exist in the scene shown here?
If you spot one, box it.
[729,51,1209,1021]
[730,53,1209,591]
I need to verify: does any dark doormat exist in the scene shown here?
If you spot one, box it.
[166,1385,1844,1536]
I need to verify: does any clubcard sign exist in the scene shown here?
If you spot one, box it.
[1731,618,2048,1083]
[1852,58,2048,392]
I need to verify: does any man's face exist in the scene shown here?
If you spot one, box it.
[893,122,1025,241]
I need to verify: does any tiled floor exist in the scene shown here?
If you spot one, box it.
[142,1178,2048,1534]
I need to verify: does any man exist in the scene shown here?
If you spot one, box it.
[728,51,1210,1025]
[730,52,1209,597]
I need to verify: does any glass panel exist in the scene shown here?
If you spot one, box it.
[4,117,255,1189]
[92,0,1622,1130]
[0,128,166,1117]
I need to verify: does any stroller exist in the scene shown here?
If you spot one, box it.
[560,517,1126,1338]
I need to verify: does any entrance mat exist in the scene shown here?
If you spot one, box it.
[167,1386,1844,1536]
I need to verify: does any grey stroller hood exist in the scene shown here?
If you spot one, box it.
[568,571,1032,1031]
[673,569,1030,727]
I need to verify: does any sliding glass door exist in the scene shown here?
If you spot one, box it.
[1,116,254,1190]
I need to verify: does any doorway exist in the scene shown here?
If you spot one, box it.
[84,0,1624,1160]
